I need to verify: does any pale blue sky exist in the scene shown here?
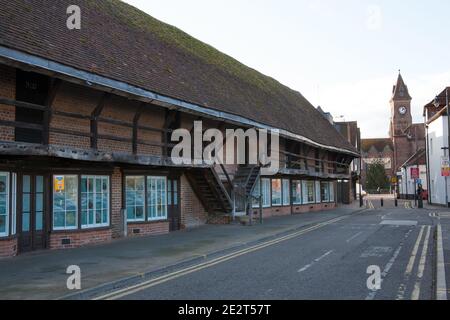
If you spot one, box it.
[124,0,450,138]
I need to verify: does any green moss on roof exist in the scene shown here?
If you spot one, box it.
[92,0,290,97]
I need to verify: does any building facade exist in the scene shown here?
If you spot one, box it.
[361,73,426,193]
[0,0,358,257]
[423,87,450,206]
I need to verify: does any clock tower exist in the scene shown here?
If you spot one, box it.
[389,72,412,138]
[389,72,414,172]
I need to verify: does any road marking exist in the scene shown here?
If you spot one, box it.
[380,220,418,226]
[366,245,403,300]
[92,214,355,300]
[366,228,413,300]
[346,231,363,243]
[436,224,448,300]
[297,250,334,273]
[411,226,431,300]
[396,226,425,300]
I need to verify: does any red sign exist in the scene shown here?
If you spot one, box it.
[410,168,420,179]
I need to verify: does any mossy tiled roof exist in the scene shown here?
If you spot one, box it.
[0,0,357,154]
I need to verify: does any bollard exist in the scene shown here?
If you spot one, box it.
[418,198,423,209]
[381,198,384,207]
[395,199,398,207]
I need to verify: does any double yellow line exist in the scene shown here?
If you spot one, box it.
[93,214,352,300]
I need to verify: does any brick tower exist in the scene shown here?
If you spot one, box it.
[389,72,413,172]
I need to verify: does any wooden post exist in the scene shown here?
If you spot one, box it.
[43,78,61,145]
[90,93,109,149]
[132,103,145,155]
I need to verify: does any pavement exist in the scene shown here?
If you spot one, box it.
[0,206,363,300]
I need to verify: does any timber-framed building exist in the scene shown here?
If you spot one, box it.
[0,0,358,257]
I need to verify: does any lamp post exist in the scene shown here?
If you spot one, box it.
[435,88,450,207]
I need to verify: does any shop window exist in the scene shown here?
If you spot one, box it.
[0,173,9,237]
[271,179,282,206]
[126,176,145,222]
[53,175,78,230]
[321,182,330,202]
[261,178,271,208]
[282,179,290,206]
[81,176,110,229]
[329,182,335,202]
[292,180,302,205]
[302,180,315,204]
[147,177,167,221]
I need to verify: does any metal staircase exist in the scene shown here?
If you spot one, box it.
[185,167,233,214]
[232,166,261,215]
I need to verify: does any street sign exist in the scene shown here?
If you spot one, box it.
[410,168,419,179]
[442,156,450,177]
[416,179,422,185]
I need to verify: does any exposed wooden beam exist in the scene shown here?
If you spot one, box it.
[90,93,110,149]
[132,103,145,155]
[43,78,62,145]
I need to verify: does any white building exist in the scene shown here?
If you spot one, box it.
[424,87,450,206]
[398,149,427,199]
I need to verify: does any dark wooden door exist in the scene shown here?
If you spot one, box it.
[18,174,47,253]
[167,178,181,231]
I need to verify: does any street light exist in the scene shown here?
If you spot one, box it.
[434,88,450,207]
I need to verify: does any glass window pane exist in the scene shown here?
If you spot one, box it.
[53,175,78,230]
[22,175,30,193]
[0,215,6,233]
[35,211,43,231]
[22,212,30,232]
[271,179,282,206]
[36,176,44,193]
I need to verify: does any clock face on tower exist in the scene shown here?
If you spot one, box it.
[398,106,407,115]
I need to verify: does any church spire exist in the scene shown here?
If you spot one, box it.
[391,71,412,101]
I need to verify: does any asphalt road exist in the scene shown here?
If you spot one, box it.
[107,207,437,300]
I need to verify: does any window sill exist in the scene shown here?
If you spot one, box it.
[51,226,112,234]
[0,234,17,240]
[129,219,169,225]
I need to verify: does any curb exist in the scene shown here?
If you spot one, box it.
[60,208,368,300]
[436,224,448,300]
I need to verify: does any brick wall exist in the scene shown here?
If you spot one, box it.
[127,221,169,237]
[111,167,123,239]
[49,229,112,250]
[0,238,18,258]
[180,174,208,228]
[0,65,15,142]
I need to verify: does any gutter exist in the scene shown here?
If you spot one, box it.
[0,46,359,158]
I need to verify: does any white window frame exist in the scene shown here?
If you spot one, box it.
[320,181,330,203]
[282,179,290,206]
[11,173,16,236]
[329,182,335,202]
[52,175,78,231]
[315,181,321,204]
[147,176,168,221]
[261,178,271,208]
[303,180,316,204]
[125,176,146,222]
[271,179,282,207]
[292,180,302,205]
[0,172,10,237]
[81,175,110,229]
